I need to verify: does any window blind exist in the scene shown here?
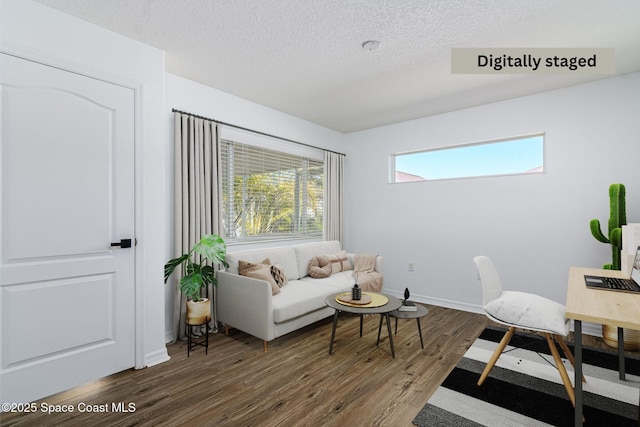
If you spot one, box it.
[219,139,323,242]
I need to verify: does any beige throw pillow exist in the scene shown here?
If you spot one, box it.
[271,264,288,287]
[307,250,352,278]
[326,250,351,274]
[308,255,332,278]
[238,259,280,295]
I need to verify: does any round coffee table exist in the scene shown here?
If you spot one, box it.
[325,292,402,358]
[382,304,429,349]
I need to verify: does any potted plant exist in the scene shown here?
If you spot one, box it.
[164,234,229,325]
[590,183,640,349]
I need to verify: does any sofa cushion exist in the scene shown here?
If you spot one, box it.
[299,271,356,291]
[272,277,350,323]
[484,291,569,336]
[226,246,300,279]
[238,259,280,295]
[294,240,342,279]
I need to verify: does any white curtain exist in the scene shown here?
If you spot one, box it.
[323,151,344,243]
[172,112,222,340]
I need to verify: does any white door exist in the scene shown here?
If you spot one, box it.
[0,53,135,403]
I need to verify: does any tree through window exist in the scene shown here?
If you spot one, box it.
[220,140,323,242]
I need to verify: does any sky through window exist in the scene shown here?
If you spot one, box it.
[393,134,544,182]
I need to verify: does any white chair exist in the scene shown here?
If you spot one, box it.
[473,255,582,407]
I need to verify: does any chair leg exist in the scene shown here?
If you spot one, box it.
[545,333,576,407]
[478,326,515,386]
[263,340,268,352]
[555,334,586,383]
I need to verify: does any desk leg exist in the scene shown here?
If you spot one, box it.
[618,327,626,381]
[574,320,583,427]
[385,313,395,358]
[417,318,424,350]
[329,309,339,354]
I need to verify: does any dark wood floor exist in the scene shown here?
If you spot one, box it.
[1,306,627,426]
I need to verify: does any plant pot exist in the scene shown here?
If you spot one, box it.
[186,298,211,325]
[602,324,640,350]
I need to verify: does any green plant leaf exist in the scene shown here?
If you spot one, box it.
[179,273,204,301]
[185,262,200,276]
[164,253,189,283]
[193,234,228,266]
[200,265,217,286]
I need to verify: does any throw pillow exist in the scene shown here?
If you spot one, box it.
[326,250,351,274]
[237,258,270,276]
[238,259,280,295]
[271,264,288,287]
[308,255,332,278]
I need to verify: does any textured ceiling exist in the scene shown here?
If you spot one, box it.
[35,0,640,133]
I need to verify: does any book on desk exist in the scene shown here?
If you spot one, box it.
[399,301,417,312]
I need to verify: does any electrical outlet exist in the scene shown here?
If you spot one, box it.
[408,263,414,272]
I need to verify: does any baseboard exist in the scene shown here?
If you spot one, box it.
[385,289,485,315]
[144,349,171,367]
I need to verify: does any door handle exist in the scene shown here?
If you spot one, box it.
[111,238,132,248]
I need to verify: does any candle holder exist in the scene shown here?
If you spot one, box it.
[352,283,361,300]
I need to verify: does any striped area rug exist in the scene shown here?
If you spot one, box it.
[413,327,640,427]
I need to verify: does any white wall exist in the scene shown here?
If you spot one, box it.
[1,0,169,367]
[164,73,344,340]
[344,73,640,320]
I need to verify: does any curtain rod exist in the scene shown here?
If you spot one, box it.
[172,108,345,157]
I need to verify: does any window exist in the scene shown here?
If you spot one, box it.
[219,130,323,243]
[391,134,544,182]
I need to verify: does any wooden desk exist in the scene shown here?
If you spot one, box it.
[566,266,640,426]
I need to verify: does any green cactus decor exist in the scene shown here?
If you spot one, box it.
[590,183,626,270]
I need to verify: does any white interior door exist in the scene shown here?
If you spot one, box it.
[0,53,135,403]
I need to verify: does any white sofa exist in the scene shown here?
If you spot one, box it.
[216,240,383,351]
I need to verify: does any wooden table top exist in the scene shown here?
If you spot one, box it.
[325,292,402,314]
[566,266,640,330]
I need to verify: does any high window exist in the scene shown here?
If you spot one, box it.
[219,128,323,243]
[391,134,545,182]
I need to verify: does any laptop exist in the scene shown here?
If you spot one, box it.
[584,246,640,293]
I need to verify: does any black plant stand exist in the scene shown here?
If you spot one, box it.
[186,320,209,357]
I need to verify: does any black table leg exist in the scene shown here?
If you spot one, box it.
[187,325,191,357]
[618,327,626,380]
[376,314,384,346]
[385,313,395,358]
[417,318,424,349]
[360,314,364,337]
[329,309,339,354]
[574,320,583,427]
